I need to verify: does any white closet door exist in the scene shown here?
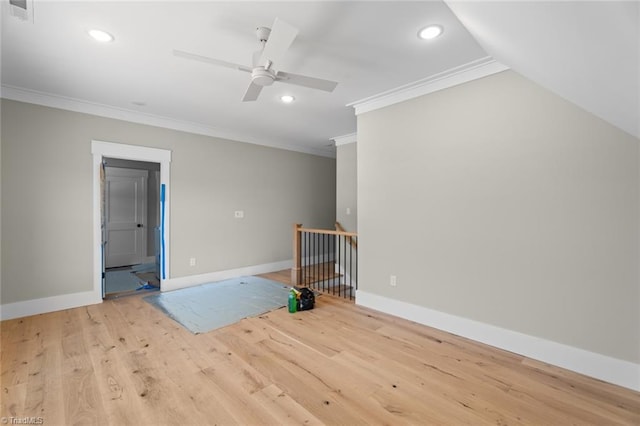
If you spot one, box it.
[105,167,148,267]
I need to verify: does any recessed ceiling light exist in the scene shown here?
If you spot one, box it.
[88,29,114,43]
[281,95,295,103]
[418,25,443,40]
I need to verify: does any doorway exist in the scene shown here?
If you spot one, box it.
[103,159,159,297]
[92,141,172,301]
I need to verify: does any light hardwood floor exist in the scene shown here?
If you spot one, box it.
[2,270,639,425]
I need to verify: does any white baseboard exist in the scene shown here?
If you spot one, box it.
[1,290,102,321]
[162,259,293,292]
[356,290,640,392]
[0,260,291,320]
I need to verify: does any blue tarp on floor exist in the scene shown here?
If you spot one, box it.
[105,270,146,293]
[144,276,290,334]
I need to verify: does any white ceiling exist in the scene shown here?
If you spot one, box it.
[2,1,638,157]
[446,0,639,140]
[1,1,487,156]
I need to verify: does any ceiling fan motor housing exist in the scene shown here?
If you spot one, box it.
[251,67,276,86]
[256,26,271,43]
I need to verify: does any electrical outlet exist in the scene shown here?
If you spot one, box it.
[390,275,397,287]
[234,210,244,219]
[189,257,196,266]
[346,207,351,215]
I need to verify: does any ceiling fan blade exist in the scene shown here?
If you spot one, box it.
[252,49,262,68]
[173,49,252,73]
[258,18,298,69]
[242,81,263,102]
[276,71,338,92]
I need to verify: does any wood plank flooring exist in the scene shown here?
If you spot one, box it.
[1,270,639,425]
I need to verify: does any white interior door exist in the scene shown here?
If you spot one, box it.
[105,167,148,268]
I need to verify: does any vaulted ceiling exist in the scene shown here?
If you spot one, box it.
[2,1,638,157]
[446,0,639,141]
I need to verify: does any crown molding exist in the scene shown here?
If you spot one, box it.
[347,56,509,116]
[0,85,335,158]
[332,132,357,146]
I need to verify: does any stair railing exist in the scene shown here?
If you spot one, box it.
[292,223,358,300]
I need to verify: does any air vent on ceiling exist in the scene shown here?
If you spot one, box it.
[8,0,34,23]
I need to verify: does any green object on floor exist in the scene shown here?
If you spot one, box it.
[288,289,297,313]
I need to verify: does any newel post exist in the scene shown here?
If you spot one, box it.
[291,223,302,286]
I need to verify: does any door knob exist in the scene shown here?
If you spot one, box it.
[137,224,143,228]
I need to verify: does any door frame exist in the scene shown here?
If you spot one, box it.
[92,140,171,300]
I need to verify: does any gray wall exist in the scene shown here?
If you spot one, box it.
[357,70,639,364]
[336,142,357,232]
[1,99,336,304]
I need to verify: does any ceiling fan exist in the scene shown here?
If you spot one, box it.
[174,18,338,102]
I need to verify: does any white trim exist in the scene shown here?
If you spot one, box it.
[91,140,171,163]
[347,57,509,115]
[332,133,357,146]
[0,259,289,320]
[0,291,102,321]
[2,85,335,158]
[163,260,293,292]
[92,141,172,301]
[356,290,640,392]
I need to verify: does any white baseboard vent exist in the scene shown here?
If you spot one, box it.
[356,290,640,392]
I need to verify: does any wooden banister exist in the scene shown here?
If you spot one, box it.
[291,223,302,285]
[298,227,357,237]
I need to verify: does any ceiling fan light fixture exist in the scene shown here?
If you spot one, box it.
[88,29,114,43]
[418,25,443,40]
[251,68,276,86]
[281,95,295,103]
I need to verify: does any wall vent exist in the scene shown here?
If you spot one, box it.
[8,0,34,23]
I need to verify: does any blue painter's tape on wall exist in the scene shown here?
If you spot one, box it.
[161,184,166,280]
